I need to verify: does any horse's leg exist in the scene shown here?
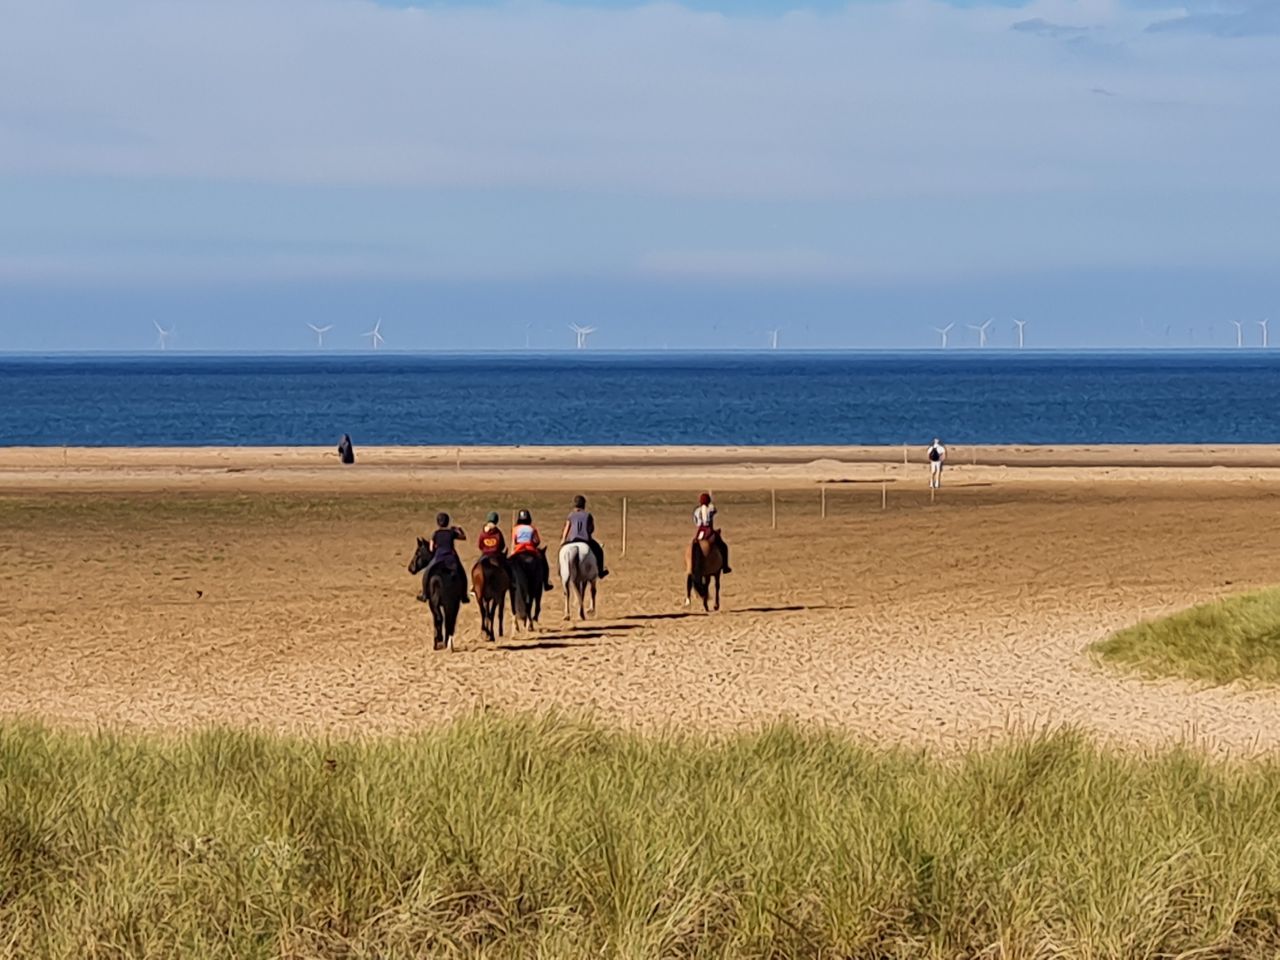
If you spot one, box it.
[432,600,444,650]
[685,574,694,607]
[446,598,459,651]
[589,581,597,618]
[563,580,572,621]
[714,572,721,612]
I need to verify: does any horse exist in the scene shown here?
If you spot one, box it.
[470,555,509,643]
[685,535,723,612]
[408,538,466,651]
[558,541,599,622]
[508,549,548,633]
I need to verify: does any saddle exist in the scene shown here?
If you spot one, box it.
[694,525,717,542]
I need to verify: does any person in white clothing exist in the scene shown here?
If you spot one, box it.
[927,438,946,489]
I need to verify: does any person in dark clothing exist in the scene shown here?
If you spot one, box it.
[561,494,609,579]
[425,512,470,603]
[337,434,355,465]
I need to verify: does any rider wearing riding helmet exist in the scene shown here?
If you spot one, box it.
[477,511,507,558]
[512,509,554,590]
[690,492,731,574]
[426,512,470,603]
[562,495,609,579]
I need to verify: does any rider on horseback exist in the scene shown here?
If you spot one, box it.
[425,512,470,603]
[512,508,554,591]
[475,510,510,580]
[690,492,731,574]
[477,511,507,558]
[562,495,609,579]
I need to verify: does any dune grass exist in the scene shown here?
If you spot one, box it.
[3,714,1280,959]
[1093,587,1280,686]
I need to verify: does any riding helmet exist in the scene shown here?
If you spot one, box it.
[486,511,500,524]
[517,509,532,524]
[436,512,450,527]
[699,492,711,505]
[573,495,586,509]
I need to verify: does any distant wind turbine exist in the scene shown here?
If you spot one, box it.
[1231,320,1243,348]
[769,329,780,350]
[1259,318,1270,349]
[363,319,385,351]
[932,323,954,349]
[967,318,993,348]
[307,323,334,348]
[153,321,174,351]
[1013,318,1027,349]
[569,324,597,350]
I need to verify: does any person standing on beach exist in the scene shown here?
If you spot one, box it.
[927,438,946,489]
[337,434,355,465]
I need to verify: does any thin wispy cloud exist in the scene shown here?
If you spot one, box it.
[0,0,1276,293]
[1146,2,1280,39]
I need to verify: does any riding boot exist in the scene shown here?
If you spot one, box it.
[458,565,471,603]
[591,539,609,578]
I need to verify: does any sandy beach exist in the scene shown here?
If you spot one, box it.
[4,443,1280,493]
[3,444,1280,754]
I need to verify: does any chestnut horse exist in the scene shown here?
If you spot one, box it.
[685,536,723,612]
[471,555,510,643]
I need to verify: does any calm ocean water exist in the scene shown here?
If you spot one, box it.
[1,352,1276,447]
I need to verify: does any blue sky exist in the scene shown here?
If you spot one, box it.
[1,0,1277,350]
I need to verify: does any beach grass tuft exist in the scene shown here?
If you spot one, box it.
[1093,587,1280,685]
[4,713,1280,957]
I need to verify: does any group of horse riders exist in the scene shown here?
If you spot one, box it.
[416,492,732,603]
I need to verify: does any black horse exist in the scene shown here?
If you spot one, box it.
[508,549,547,633]
[408,538,466,651]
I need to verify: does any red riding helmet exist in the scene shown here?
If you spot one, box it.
[698,492,711,506]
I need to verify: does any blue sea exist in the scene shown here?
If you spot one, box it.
[1,352,1276,447]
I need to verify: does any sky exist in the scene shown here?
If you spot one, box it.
[0,0,1277,351]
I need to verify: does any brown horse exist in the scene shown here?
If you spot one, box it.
[471,555,510,643]
[685,536,723,612]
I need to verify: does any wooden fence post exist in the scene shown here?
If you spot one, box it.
[771,489,777,529]
[621,497,628,557]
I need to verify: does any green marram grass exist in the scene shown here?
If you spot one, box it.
[1094,587,1280,685]
[4,713,1280,959]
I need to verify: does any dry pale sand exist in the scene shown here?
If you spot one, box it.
[3,446,1280,755]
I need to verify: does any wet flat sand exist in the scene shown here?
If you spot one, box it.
[3,446,1280,755]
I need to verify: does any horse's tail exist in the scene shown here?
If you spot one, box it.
[690,540,716,600]
[558,544,579,587]
[510,559,530,619]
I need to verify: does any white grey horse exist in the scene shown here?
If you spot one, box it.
[558,541,599,621]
